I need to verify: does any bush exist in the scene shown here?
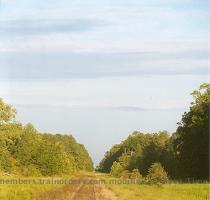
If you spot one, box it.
[130,169,142,179]
[0,147,18,173]
[110,162,124,177]
[0,162,2,175]
[120,170,130,179]
[25,165,42,177]
[147,162,168,184]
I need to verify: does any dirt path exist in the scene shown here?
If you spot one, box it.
[71,181,95,200]
[94,181,118,200]
[34,176,118,200]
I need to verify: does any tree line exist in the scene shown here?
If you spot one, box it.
[0,99,94,176]
[97,83,209,181]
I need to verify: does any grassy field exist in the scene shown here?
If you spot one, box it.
[106,183,209,200]
[0,176,67,200]
[96,174,209,200]
[0,174,209,200]
[0,172,94,200]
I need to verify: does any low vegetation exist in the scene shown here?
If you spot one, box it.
[107,183,209,200]
[146,163,168,184]
[95,173,209,200]
[0,176,65,200]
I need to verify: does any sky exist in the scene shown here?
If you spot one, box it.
[0,0,209,165]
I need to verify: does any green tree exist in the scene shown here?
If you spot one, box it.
[12,124,41,167]
[36,141,75,176]
[173,83,210,180]
[42,134,94,172]
[98,131,173,177]
[0,147,19,173]
[140,131,170,175]
[147,162,168,184]
[110,161,124,177]
[97,144,123,173]
[118,152,131,169]
[0,98,16,125]
[0,98,94,176]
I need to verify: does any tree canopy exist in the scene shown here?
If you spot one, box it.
[0,98,16,125]
[98,83,209,181]
[0,99,94,176]
[173,83,210,180]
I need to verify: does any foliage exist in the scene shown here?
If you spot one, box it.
[130,169,142,179]
[98,83,209,181]
[147,163,168,184]
[97,131,172,177]
[22,165,42,177]
[110,161,124,177]
[173,83,210,180]
[0,98,16,125]
[120,170,130,179]
[0,147,19,173]
[42,134,94,172]
[0,98,94,176]
[96,144,123,173]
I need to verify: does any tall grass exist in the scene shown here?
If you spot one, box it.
[0,176,65,200]
[97,174,209,200]
[107,182,209,200]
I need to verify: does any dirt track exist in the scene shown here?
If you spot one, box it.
[34,176,117,200]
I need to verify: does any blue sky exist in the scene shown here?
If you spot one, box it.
[0,0,209,164]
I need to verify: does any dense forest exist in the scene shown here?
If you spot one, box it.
[97,83,209,181]
[0,99,94,176]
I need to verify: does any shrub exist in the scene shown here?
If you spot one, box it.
[147,162,168,184]
[130,169,142,179]
[25,165,42,177]
[120,170,130,179]
[0,147,18,173]
[110,162,124,177]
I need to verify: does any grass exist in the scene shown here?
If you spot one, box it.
[0,176,68,200]
[97,174,210,200]
[0,172,94,200]
[0,173,209,200]
[107,183,209,200]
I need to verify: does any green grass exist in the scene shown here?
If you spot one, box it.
[0,173,209,200]
[107,183,209,200]
[0,172,93,200]
[97,174,209,200]
[0,176,67,200]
